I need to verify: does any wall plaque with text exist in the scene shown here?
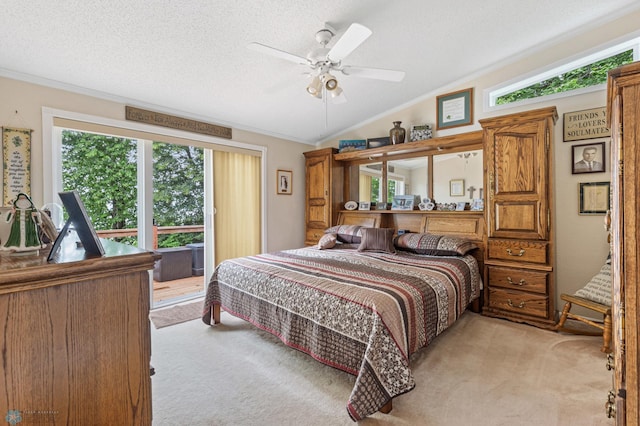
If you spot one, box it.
[563,106,610,142]
[125,106,232,139]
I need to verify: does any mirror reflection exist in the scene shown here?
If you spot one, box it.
[357,149,483,209]
[433,149,483,204]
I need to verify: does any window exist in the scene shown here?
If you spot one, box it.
[487,37,639,108]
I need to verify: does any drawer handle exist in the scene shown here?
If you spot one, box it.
[507,299,525,309]
[606,354,615,371]
[507,277,526,286]
[506,248,525,257]
[606,391,616,418]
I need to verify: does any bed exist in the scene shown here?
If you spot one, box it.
[202,225,483,421]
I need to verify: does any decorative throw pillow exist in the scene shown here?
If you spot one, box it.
[324,225,363,243]
[317,233,337,249]
[357,228,396,253]
[575,262,612,306]
[394,233,477,256]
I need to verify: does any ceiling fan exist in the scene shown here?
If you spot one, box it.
[247,23,406,104]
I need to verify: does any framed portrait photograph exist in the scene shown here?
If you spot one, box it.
[579,181,610,215]
[450,179,465,196]
[276,169,292,195]
[436,87,474,130]
[572,142,605,174]
[358,201,371,211]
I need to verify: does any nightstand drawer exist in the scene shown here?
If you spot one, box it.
[488,239,548,264]
[487,266,548,294]
[488,288,548,318]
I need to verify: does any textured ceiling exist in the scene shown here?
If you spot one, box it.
[1,1,638,145]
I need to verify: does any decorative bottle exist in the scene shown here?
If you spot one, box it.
[389,121,406,144]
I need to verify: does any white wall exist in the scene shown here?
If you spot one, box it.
[0,77,309,252]
[322,9,640,311]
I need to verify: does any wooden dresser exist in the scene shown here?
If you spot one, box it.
[480,107,558,329]
[607,60,640,424]
[303,147,344,245]
[0,239,156,425]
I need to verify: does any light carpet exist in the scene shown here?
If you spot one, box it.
[151,310,613,426]
[149,301,203,329]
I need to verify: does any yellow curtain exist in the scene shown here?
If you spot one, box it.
[213,151,261,265]
[359,174,372,202]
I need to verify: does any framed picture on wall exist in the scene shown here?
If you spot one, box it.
[572,142,605,174]
[436,88,474,130]
[579,181,610,215]
[450,179,465,196]
[277,169,292,195]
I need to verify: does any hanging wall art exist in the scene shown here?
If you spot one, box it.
[2,127,32,206]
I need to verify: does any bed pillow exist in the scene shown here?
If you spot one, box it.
[357,228,396,253]
[575,262,612,306]
[324,225,363,243]
[394,233,477,256]
[317,233,337,249]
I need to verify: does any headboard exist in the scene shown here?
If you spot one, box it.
[337,210,486,271]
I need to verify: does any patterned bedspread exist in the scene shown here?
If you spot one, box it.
[202,246,482,420]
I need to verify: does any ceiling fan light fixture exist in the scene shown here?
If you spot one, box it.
[321,73,338,91]
[306,76,322,96]
[331,87,347,104]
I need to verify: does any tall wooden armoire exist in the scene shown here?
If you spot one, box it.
[303,148,343,246]
[480,107,557,329]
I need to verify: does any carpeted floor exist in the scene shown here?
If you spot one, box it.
[150,310,613,426]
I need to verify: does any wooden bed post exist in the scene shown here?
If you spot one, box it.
[213,305,221,324]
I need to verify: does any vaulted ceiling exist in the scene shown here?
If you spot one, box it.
[1,1,638,145]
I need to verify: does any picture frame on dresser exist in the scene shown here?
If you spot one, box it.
[376,202,388,210]
[391,195,415,210]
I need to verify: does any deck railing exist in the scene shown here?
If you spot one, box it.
[96,225,204,249]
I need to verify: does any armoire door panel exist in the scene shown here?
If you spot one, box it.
[308,205,329,227]
[307,160,329,200]
[493,133,538,195]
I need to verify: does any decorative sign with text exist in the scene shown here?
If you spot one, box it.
[563,106,610,142]
[2,127,32,206]
[125,106,232,139]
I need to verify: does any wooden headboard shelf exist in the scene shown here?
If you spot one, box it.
[337,210,486,271]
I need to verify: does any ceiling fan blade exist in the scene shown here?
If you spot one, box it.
[327,23,372,62]
[247,42,308,65]
[341,66,405,82]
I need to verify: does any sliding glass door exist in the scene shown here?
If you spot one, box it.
[51,122,263,310]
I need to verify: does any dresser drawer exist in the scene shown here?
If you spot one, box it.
[487,266,548,294]
[488,288,549,318]
[488,239,548,264]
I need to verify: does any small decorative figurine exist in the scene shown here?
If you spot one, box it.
[2,193,44,253]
